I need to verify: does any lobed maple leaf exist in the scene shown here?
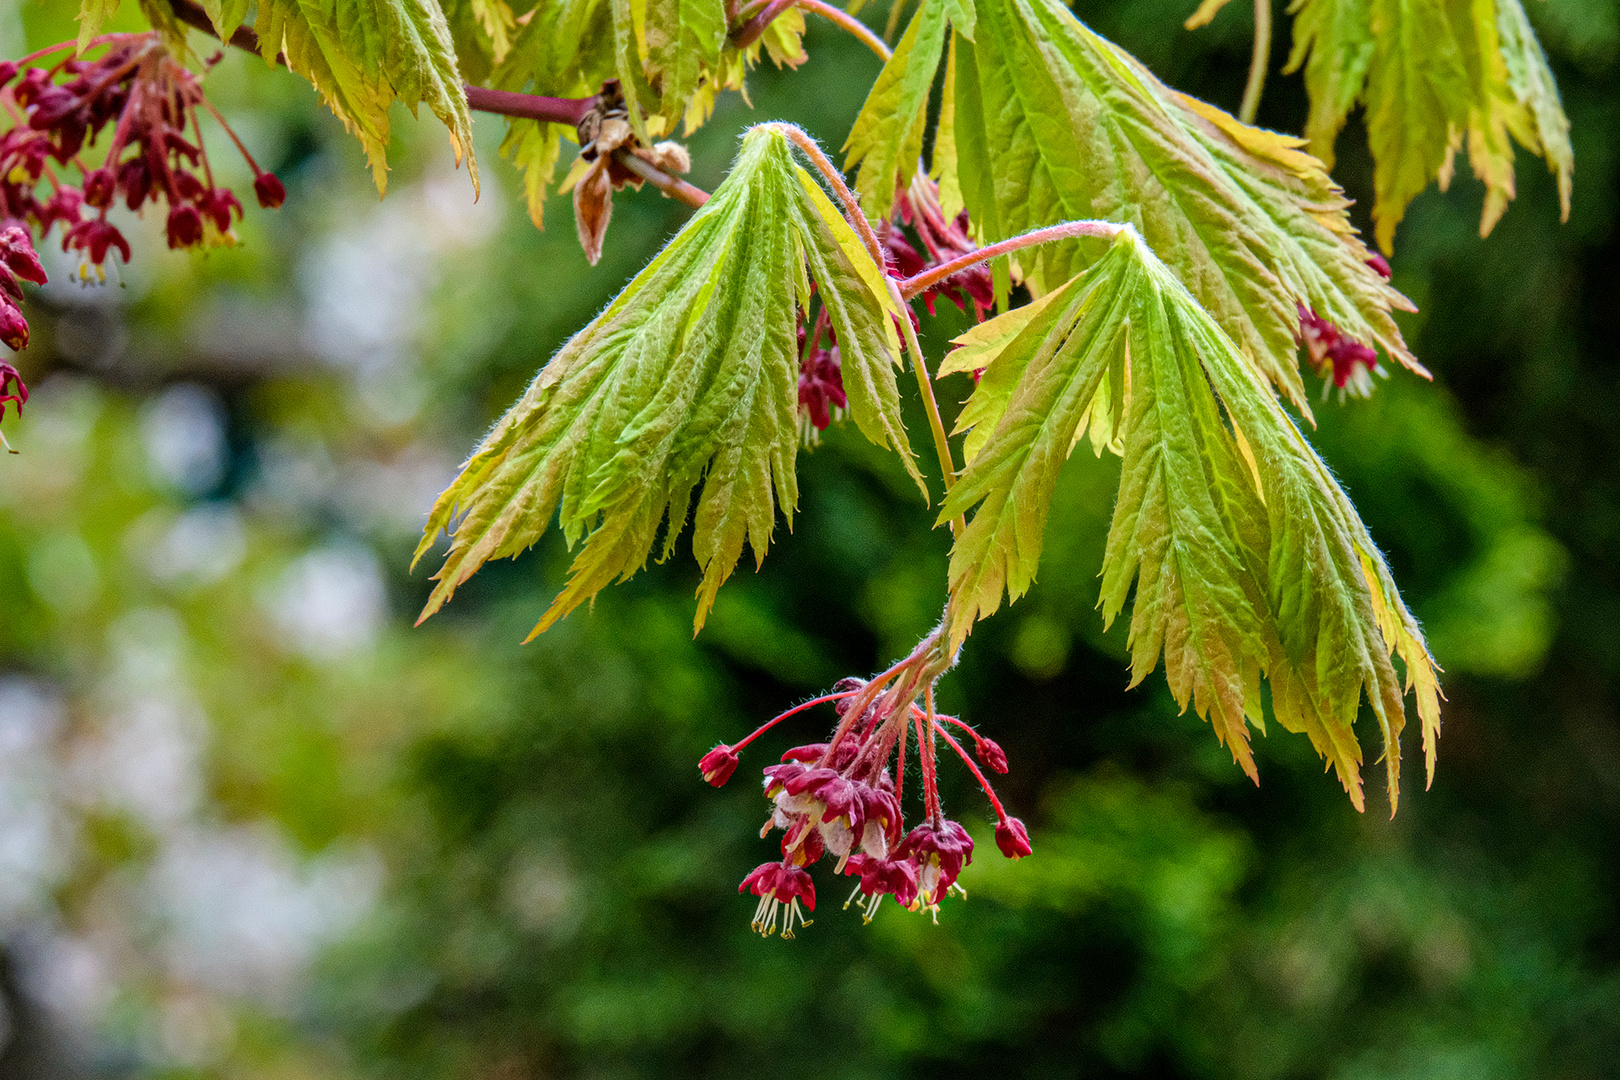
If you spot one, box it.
[415,126,919,638]
[851,0,1419,417]
[940,228,1441,812]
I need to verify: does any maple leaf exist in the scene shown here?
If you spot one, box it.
[939,228,1441,812]
[415,126,919,638]
[178,0,479,194]
[843,0,960,220]
[1287,0,1572,251]
[859,0,1417,416]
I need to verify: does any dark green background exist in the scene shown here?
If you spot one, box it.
[1,0,1617,1076]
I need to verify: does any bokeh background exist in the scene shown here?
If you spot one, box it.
[2,0,1618,1075]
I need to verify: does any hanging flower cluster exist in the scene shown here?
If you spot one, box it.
[1295,255,1395,400]
[700,642,1031,938]
[883,174,994,321]
[796,308,845,439]
[0,33,285,354]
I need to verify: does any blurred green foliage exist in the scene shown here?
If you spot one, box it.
[2,0,1618,1077]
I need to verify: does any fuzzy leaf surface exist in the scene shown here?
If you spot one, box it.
[953,0,1416,415]
[941,229,1441,811]
[416,127,917,637]
[247,0,478,194]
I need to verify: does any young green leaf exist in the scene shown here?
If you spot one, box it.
[1282,0,1374,169]
[843,0,949,220]
[487,0,615,223]
[1495,0,1573,222]
[416,126,919,638]
[941,228,1441,811]
[247,0,478,194]
[1289,0,1572,251]
[951,0,1416,416]
[76,0,123,51]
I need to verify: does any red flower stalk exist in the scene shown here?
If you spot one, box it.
[702,640,1030,937]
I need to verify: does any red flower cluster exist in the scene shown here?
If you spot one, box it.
[702,659,1031,938]
[1297,304,1383,399]
[1294,254,1395,401]
[0,34,285,354]
[885,175,994,321]
[796,314,846,436]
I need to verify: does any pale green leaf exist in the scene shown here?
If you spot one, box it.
[844,0,949,219]
[416,127,917,637]
[76,0,122,51]
[953,0,1417,416]
[1282,0,1374,167]
[197,0,252,44]
[499,119,565,227]
[929,34,965,221]
[253,0,478,195]
[1496,0,1573,221]
[942,228,1441,811]
[1289,0,1573,251]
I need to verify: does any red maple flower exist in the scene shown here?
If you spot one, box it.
[701,651,1031,936]
[1297,304,1384,399]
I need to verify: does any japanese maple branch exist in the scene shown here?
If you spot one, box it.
[1239,0,1271,125]
[897,220,1126,299]
[165,0,704,208]
[461,85,594,127]
[731,0,893,61]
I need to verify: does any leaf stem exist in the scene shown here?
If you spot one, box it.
[1239,0,1271,125]
[765,123,885,267]
[897,219,1124,299]
[731,0,892,62]
[889,278,964,534]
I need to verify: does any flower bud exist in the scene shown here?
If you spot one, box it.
[0,227,47,286]
[165,203,203,248]
[994,817,1032,860]
[83,167,116,209]
[975,735,1009,774]
[253,171,286,209]
[698,744,739,787]
[1,301,29,353]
